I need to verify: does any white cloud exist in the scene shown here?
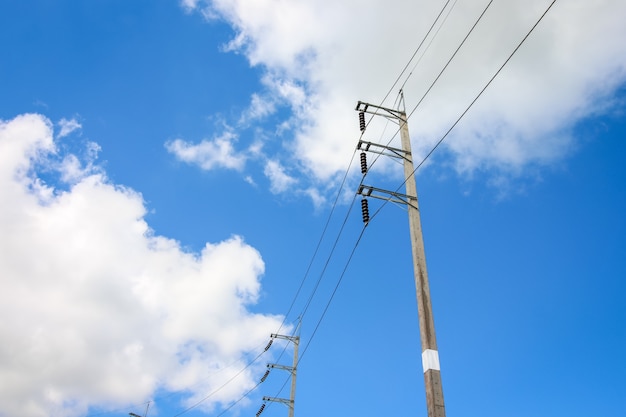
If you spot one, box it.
[57,117,82,138]
[0,114,284,417]
[184,0,626,188]
[239,92,277,124]
[166,131,246,171]
[179,0,200,13]
[264,159,297,194]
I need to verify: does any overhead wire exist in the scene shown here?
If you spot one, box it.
[272,149,359,335]
[134,2,558,416]
[362,0,460,174]
[296,221,368,366]
[287,0,463,338]
[257,0,475,404]
[366,0,496,178]
[377,0,455,110]
[256,2,560,417]
[291,0,559,393]
[266,0,457,342]
[399,0,459,92]
[171,348,268,416]
[368,0,559,224]
[79,3,465,417]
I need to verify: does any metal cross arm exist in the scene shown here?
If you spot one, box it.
[356,100,405,120]
[357,140,411,162]
[263,396,294,408]
[267,363,295,373]
[270,333,299,343]
[357,185,418,210]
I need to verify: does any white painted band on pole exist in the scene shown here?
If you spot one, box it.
[421,349,440,373]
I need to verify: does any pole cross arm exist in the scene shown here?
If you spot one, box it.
[263,396,294,409]
[356,100,405,120]
[357,139,411,162]
[358,185,418,210]
[267,363,295,373]
[270,333,299,343]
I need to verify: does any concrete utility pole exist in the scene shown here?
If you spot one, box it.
[356,97,446,417]
[261,329,300,417]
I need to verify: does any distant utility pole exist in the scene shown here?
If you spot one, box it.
[356,95,446,417]
[257,329,300,417]
[128,401,150,417]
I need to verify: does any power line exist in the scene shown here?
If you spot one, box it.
[287,0,469,337]
[171,349,267,416]
[379,0,456,109]
[399,0,459,92]
[359,0,458,139]
[369,0,559,224]
[270,0,498,395]
[99,3,559,417]
[367,0,497,177]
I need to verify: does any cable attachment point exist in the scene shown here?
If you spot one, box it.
[359,111,366,132]
[360,152,368,174]
[361,198,370,223]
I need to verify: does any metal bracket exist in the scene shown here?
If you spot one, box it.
[268,363,295,373]
[263,396,294,409]
[357,184,418,211]
[356,100,405,121]
[357,139,411,162]
[271,333,299,343]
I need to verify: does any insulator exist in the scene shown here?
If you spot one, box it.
[260,369,270,383]
[360,152,367,174]
[361,199,370,223]
[359,111,366,132]
[264,339,273,351]
[256,404,266,417]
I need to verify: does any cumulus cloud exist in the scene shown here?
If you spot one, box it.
[239,93,277,124]
[0,114,283,417]
[264,159,297,194]
[57,117,82,138]
[182,0,626,188]
[166,131,247,171]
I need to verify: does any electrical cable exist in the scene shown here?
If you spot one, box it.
[358,0,457,140]
[368,0,558,224]
[223,4,556,416]
[297,192,360,321]
[378,0,455,109]
[278,0,487,380]
[288,0,464,327]
[399,0,459,93]
[272,149,358,335]
[363,0,468,179]
[171,349,267,416]
[118,3,558,417]
[366,0,496,177]
[296,221,368,366]
[85,337,275,417]
[289,0,464,326]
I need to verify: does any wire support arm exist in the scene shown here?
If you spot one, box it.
[262,396,294,408]
[267,363,295,373]
[357,185,418,210]
[356,100,405,120]
[270,333,299,343]
[357,139,411,162]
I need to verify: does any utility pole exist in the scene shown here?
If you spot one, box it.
[257,327,300,417]
[356,96,446,417]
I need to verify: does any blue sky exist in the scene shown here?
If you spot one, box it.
[1,1,625,417]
